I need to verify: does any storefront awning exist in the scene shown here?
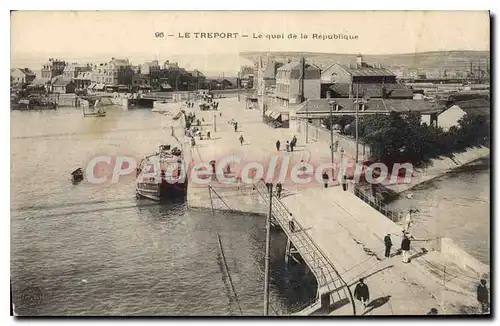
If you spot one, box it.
[161,83,172,90]
[264,109,274,117]
[95,83,105,90]
[88,83,96,89]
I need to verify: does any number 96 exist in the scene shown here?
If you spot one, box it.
[155,32,164,38]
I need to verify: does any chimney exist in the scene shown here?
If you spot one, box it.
[356,54,363,67]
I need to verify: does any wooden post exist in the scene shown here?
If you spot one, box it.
[263,183,272,316]
[285,238,291,264]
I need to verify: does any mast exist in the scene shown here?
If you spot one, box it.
[263,183,272,316]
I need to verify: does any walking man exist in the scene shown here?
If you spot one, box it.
[341,175,348,191]
[276,182,283,198]
[288,213,296,233]
[354,278,370,309]
[401,234,411,263]
[285,141,290,152]
[384,234,392,258]
[239,135,244,146]
[322,171,329,188]
[477,279,489,313]
[276,140,281,151]
[427,308,438,315]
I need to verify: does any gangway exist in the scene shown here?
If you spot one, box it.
[253,180,355,315]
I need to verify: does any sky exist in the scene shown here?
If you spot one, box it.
[10,11,490,75]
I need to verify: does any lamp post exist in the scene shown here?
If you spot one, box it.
[340,147,345,181]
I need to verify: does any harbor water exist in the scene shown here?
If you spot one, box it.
[388,158,490,265]
[11,106,490,315]
[10,106,317,316]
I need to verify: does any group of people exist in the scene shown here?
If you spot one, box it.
[185,101,195,108]
[354,272,489,314]
[275,135,297,152]
[382,232,411,263]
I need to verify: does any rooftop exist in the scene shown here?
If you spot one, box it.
[297,98,444,115]
[339,64,396,77]
[277,61,321,72]
[453,98,490,116]
[329,83,413,99]
[51,76,73,86]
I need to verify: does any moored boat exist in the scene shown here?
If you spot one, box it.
[83,99,106,117]
[136,145,188,201]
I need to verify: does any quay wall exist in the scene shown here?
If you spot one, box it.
[382,145,490,194]
[187,184,268,215]
[440,237,490,277]
[47,93,78,107]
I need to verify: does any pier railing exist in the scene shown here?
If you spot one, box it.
[208,184,233,214]
[353,185,402,222]
[253,180,356,315]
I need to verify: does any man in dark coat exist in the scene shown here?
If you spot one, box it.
[322,172,329,188]
[401,234,411,263]
[341,175,348,191]
[477,279,489,313]
[354,278,370,308]
[384,234,392,258]
[427,308,438,315]
[276,182,283,198]
[276,140,281,151]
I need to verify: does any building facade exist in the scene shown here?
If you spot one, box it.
[321,55,397,85]
[74,71,92,89]
[41,58,67,82]
[140,61,161,89]
[275,61,321,106]
[62,62,92,80]
[91,58,133,87]
[10,68,36,85]
[51,76,76,94]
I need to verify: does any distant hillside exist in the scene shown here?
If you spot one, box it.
[240,51,490,71]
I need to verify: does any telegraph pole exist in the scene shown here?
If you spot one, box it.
[355,83,359,164]
[329,101,335,176]
[263,183,272,316]
[301,57,308,144]
[305,99,309,144]
[237,71,241,102]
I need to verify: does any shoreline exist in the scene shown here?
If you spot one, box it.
[381,146,490,197]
